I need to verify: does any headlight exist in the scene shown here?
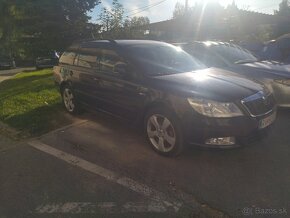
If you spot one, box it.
[187,98,243,117]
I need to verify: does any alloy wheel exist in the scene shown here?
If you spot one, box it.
[63,88,75,112]
[147,114,176,153]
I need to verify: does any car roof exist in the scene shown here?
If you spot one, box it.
[70,40,169,50]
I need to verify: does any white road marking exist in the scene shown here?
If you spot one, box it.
[35,201,168,214]
[28,140,182,213]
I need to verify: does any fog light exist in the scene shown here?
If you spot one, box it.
[205,137,235,145]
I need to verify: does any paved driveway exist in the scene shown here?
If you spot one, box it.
[25,109,290,217]
[1,108,289,217]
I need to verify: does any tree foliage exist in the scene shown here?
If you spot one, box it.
[98,0,150,39]
[123,16,150,38]
[273,0,290,37]
[274,0,290,16]
[0,0,100,58]
[172,2,186,19]
[99,0,124,37]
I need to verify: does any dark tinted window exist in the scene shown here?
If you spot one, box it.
[125,44,206,76]
[76,53,100,69]
[59,51,76,65]
[100,49,123,74]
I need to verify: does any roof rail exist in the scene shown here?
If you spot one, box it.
[71,38,96,45]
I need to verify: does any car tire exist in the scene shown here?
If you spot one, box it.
[144,107,184,157]
[61,86,81,114]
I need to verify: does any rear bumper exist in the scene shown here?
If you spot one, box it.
[182,110,276,148]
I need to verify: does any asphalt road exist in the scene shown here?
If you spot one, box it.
[0,108,289,217]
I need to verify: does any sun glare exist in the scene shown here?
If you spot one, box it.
[175,46,183,52]
[195,0,232,6]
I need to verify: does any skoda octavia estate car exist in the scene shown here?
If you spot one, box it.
[53,40,276,156]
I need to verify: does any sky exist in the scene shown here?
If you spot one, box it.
[89,0,280,23]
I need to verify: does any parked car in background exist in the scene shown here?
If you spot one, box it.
[239,40,264,58]
[259,34,290,64]
[0,56,16,70]
[54,40,276,156]
[36,51,59,69]
[176,41,290,107]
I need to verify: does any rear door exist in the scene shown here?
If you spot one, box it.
[72,48,102,109]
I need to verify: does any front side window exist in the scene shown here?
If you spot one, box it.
[125,44,206,76]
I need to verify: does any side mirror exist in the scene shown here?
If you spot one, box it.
[114,62,127,75]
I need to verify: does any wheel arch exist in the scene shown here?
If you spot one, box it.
[60,80,72,93]
[142,100,178,123]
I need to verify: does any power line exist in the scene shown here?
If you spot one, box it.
[124,0,165,14]
[125,0,168,17]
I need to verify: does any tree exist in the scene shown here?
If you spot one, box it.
[98,0,125,37]
[0,0,100,58]
[123,16,150,38]
[273,0,290,37]
[98,0,149,39]
[274,0,290,16]
[172,2,186,19]
[0,0,20,57]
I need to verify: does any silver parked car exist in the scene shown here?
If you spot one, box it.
[176,41,290,107]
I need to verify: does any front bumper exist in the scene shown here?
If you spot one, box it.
[182,110,276,148]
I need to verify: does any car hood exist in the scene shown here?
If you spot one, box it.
[150,68,264,102]
[239,61,290,78]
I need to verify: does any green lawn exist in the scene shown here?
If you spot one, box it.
[0,69,72,137]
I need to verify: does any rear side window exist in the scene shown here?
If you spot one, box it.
[75,53,100,69]
[100,49,122,74]
[59,51,76,65]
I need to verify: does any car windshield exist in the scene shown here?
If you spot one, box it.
[211,43,258,64]
[126,44,207,76]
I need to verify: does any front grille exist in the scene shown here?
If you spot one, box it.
[241,91,275,117]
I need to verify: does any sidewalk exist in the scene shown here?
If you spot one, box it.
[0,67,35,82]
[0,67,35,75]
